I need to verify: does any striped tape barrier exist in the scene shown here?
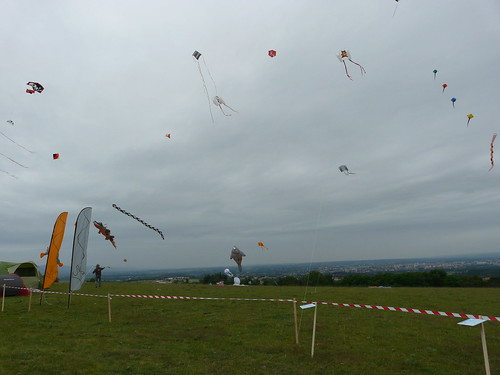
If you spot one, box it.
[3,285,500,321]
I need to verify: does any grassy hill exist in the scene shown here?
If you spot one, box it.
[1,283,499,374]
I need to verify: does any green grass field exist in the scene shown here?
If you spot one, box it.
[1,283,499,375]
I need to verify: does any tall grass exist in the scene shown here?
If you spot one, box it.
[1,283,499,374]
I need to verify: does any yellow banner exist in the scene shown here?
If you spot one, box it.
[43,212,68,289]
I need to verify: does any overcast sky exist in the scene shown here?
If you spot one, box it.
[1,1,499,273]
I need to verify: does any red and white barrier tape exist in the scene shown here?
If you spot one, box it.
[299,300,500,322]
[4,285,499,321]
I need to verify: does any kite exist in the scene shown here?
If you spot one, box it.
[339,165,355,175]
[26,82,44,94]
[337,50,366,80]
[165,133,171,139]
[258,242,268,250]
[192,50,218,123]
[0,130,34,153]
[489,133,497,171]
[451,98,456,108]
[393,0,400,17]
[224,268,234,278]
[268,50,276,58]
[112,203,165,240]
[213,96,237,116]
[433,69,438,80]
[40,248,63,266]
[230,246,246,272]
[123,259,128,262]
[93,221,117,248]
[53,153,59,159]
[442,84,447,93]
[467,113,474,127]
[6,120,14,126]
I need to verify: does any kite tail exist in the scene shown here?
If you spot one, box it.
[194,58,214,123]
[0,168,18,179]
[342,60,352,80]
[0,152,28,168]
[392,3,399,18]
[218,105,232,117]
[349,59,366,75]
[222,103,238,113]
[112,204,165,240]
[0,131,35,153]
[202,56,218,95]
[238,264,242,272]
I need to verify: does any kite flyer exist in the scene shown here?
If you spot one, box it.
[92,264,108,287]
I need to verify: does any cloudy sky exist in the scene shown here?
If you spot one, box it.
[1,1,499,273]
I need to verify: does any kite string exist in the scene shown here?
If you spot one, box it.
[298,199,325,331]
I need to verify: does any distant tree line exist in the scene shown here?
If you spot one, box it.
[201,270,500,287]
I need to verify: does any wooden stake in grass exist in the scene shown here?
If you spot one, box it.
[458,317,491,375]
[1,284,5,312]
[108,293,112,323]
[293,298,299,344]
[28,288,32,312]
[300,302,318,358]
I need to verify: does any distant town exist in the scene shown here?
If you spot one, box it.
[57,252,500,283]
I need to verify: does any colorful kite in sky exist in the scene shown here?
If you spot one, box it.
[258,242,268,250]
[268,50,276,58]
[451,98,456,108]
[433,69,438,80]
[93,221,117,248]
[337,50,366,80]
[442,84,447,93]
[230,246,246,272]
[53,153,59,159]
[213,96,237,117]
[165,133,171,139]
[467,113,474,127]
[489,133,497,171]
[26,82,44,94]
[339,165,355,175]
[112,203,165,240]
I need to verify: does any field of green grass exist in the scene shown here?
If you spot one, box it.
[1,282,499,374]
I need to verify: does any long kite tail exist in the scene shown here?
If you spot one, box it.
[112,204,165,240]
[0,152,28,168]
[0,131,34,153]
[348,59,366,75]
[202,56,218,95]
[194,57,214,123]
[222,103,238,113]
[217,105,232,116]
[342,60,352,80]
[0,168,18,179]
[489,133,497,171]
[392,2,399,18]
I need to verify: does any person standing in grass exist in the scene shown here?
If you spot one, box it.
[92,264,106,287]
